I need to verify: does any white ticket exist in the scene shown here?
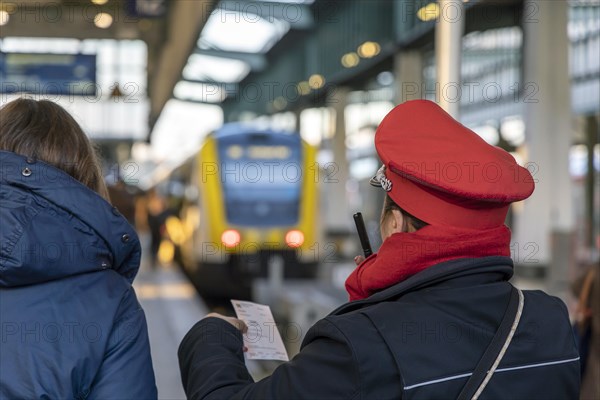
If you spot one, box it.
[231,300,289,361]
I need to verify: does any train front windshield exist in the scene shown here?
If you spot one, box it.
[217,132,302,227]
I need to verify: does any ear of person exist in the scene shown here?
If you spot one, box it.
[391,209,405,234]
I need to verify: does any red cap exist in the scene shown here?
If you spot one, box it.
[370,100,534,229]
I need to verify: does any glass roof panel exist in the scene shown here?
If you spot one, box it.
[182,53,251,83]
[198,9,290,53]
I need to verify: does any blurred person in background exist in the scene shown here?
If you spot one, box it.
[144,187,169,269]
[0,98,157,398]
[107,178,139,226]
[572,239,600,399]
[178,100,579,399]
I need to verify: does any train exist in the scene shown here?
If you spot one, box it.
[164,123,320,299]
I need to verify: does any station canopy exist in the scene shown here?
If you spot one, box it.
[151,0,315,172]
[171,0,313,103]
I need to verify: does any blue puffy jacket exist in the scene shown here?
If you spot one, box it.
[0,150,157,399]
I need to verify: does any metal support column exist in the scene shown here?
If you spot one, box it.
[435,0,464,118]
[325,87,352,234]
[585,115,599,254]
[395,50,424,104]
[517,0,574,293]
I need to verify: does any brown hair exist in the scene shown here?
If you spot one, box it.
[0,98,109,200]
[382,194,428,232]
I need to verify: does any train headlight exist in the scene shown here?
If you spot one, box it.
[285,230,304,248]
[221,229,241,248]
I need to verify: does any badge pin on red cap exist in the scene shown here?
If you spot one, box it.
[370,165,392,192]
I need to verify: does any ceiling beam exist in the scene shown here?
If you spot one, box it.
[148,0,216,129]
[217,1,314,30]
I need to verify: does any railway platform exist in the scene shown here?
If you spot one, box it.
[134,264,204,399]
[134,261,290,398]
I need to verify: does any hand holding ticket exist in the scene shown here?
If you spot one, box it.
[231,300,289,361]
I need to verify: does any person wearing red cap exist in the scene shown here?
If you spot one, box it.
[178,100,580,399]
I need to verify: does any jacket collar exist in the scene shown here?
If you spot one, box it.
[0,150,140,285]
[330,256,514,315]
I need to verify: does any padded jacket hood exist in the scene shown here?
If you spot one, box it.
[0,150,140,286]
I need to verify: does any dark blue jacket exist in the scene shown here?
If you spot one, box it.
[179,257,580,399]
[0,151,157,399]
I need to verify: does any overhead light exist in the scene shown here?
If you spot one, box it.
[94,13,113,29]
[341,52,360,68]
[297,81,311,95]
[91,0,109,4]
[417,3,440,22]
[357,41,381,58]
[308,74,325,89]
[0,10,9,26]
[273,96,288,111]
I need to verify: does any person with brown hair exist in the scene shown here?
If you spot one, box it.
[0,98,157,398]
[178,100,579,399]
[573,260,600,400]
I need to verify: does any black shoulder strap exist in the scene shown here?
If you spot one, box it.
[457,286,523,400]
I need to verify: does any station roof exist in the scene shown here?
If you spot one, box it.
[0,0,315,139]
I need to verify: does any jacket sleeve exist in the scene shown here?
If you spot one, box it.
[178,317,361,400]
[88,287,157,400]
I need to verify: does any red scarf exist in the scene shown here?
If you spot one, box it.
[345,224,512,301]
